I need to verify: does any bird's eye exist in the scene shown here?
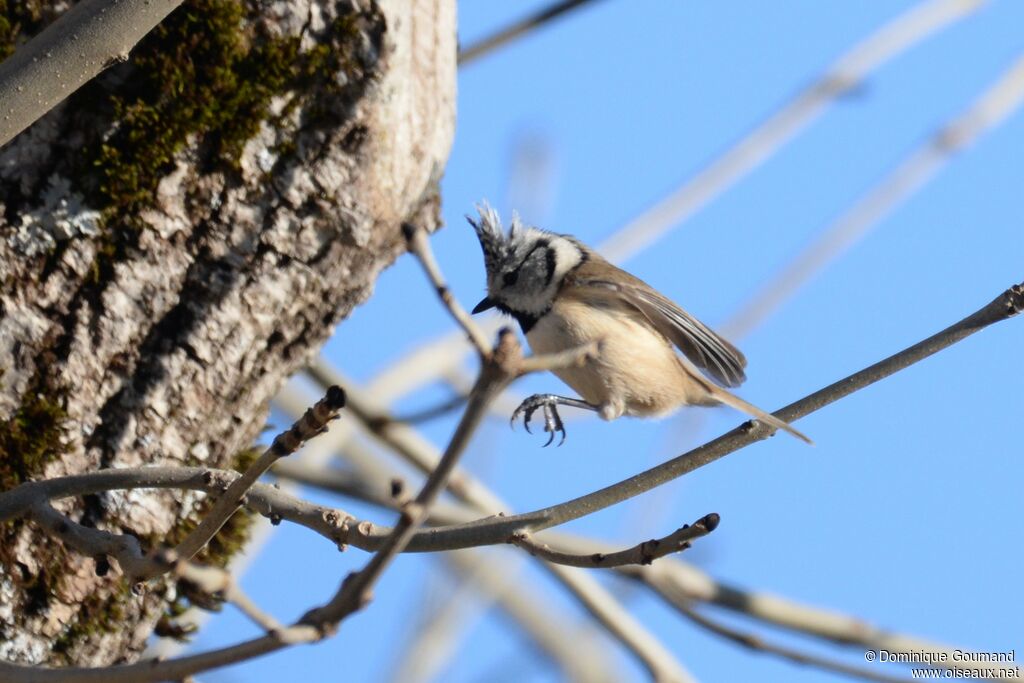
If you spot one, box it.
[502,271,518,287]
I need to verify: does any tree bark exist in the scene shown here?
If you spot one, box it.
[0,0,455,666]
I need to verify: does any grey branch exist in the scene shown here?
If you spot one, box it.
[300,369,694,679]
[3,284,1014,681]
[28,502,166,580]
[512,513,720,568]
[0,0,185,147]
[299,330,521,630]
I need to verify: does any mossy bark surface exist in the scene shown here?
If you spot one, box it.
[0,0,455,665]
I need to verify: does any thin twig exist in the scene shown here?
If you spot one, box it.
[171,386,346,568]
[404,223,492,358]
[674,602,914,683]
[305,361,509,513]
[300,330,522,630]
[512,513,719,568]
[723,52,1024,339]
[457,0,603,66]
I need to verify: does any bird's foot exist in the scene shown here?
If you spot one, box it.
[511,394,567,447]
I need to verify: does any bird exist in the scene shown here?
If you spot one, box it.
[467,202,811,447]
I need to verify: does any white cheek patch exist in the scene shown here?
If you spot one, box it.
[547,235,583,280]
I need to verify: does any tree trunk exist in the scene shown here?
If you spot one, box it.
[0,0,455,666]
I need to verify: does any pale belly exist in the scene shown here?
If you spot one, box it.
[526,299,710,417]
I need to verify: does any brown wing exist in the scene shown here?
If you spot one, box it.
[570,260,747,388]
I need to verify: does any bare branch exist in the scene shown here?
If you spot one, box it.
[390,549,623,683]
[305,361,509,513]
[458,0,603,66]
[512,513,719,568]
[0,0,186,147]
[631,564,1007,677]
[170,386,346,569]
[28,502,165,580]
[404,223,493,358]
[723,52,1024,339]
[6,270,1022,561]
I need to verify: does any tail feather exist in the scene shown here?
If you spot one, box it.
[705,384,813,445]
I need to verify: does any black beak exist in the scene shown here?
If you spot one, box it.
[472,297,496,314]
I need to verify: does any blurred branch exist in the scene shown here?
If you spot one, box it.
[394,393,469,425]
[597,0,986,262]
[297,329,521,635]
[673,602,914,683]
[174,561,284,635]
[458,0,604,65]
[274,450,998,678]
[389,549,622,683]
[723,52,1024,339]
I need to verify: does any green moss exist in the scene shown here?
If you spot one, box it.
[0,378,68,490]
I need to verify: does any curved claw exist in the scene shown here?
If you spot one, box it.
[512,394,570,446]
[540,403,566,448]
[510,402,537,434]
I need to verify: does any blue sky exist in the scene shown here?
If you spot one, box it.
[193,2,1024,681]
